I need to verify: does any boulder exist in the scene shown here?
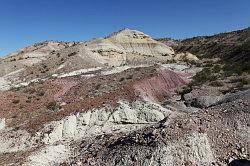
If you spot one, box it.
[184,89,250,108]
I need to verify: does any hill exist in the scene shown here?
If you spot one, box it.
[0,28,249,166]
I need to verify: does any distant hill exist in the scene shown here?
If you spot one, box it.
[158,28,250,75]
[161,28,250,61]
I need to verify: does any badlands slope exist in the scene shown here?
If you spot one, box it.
[0,29,198,91]
[0,29,249,166]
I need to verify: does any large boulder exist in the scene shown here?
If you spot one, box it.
[184,89,250,108]
[184,93,222,108]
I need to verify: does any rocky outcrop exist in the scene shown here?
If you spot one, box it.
[0,99,173,166]
[0,118,5,130]
[63,93,250,166]
[0,68,24,91]
[77,131,215,166]
[103,132,215,166]
[184,89,250,108]
[174,52,199,61]
[184,93,223,108]
[41,100,170,144]
[26,144,71,166]
[229,159,250,166]
[84,29,176,67]
[0,129,32,153]
[0,99,170,153]
[0,77,10,91]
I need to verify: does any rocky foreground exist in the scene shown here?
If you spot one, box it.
[0,28,249,166]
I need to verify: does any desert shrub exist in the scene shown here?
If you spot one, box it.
[126,74,133,79]
[176,84,193,100]
[182,57,199,66]
[10,86,22,91]
[177,85,193,100]
[95,84,101,90]
[42,64,47,69]
[37,91,45,96]
[203,61,214,67]
[195,62,202,67]
[240,40,250,52]
[12,99,20,104]
[209,80,224,87]
[230,77,249,85]
[166,59,177,63]
[190,68,217,86]
[119,77,125,82]
[187,60,199,66]
[68,52,77,57]
[26,99,31,103]
[222,62,250,76]
[212,64,222,73]
[10,58,16,62]
[37,79,45,84]
[46,101,62,112]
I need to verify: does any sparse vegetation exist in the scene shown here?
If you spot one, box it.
[68,52,77,57]
[209,80,224,87]
[230,77,249,85]
[26,99,31,103]
[12,99,20,104]
[119,77,125,82]
[95,84,101,90]
[177,85,193,99]
[126,74,133,79]
[46,101,62,112]
[166,59,177,63]
[186,59,200,66]
[10,86,22,91]
[37,91,45,96]
[203,60,214,67]
[240,39,250,52]
[10,58,17,62]
[222,60,250,76]
[189,67,217,86]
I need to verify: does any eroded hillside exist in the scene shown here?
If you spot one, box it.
[0,28,249,166]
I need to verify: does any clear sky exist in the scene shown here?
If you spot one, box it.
[0,0,249,56]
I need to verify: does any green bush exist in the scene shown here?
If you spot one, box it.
[222,61,250,76]
[240,40,250,52]
[190,68,217,86]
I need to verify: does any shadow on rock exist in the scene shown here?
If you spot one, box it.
[228,159,250,166]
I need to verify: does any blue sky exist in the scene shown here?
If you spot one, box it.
[0,0,249,56]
